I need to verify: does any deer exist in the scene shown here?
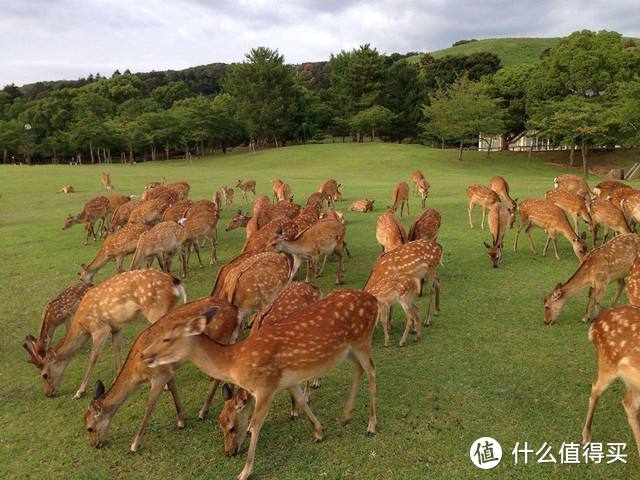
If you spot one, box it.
[130,221,186,276]
[57,185,74,194]
[275,181,293,202]
[63,196,110,244]
[582,305,640,457]
[621,193,640,231]
[391,181,410,217]
[140,289,379,480]
[161,199,193,223]
[306,192,324,208]
[144,176,166,190]
[226,210,251,233]
[416,177,430,209]
[293,203,321,233]
[180,211,219,270]
[483,202,510,268]
[127,198,169,226]
[141,185,179,205]
[29,282,93,358]
[607,186,639,209]
[271,199,301,219]
[554,174,591,200]
[186,199,219,219]
[101,172,113,190]
[212,190,223,213]
[216,283,322,450]
[593,180,632,199]
[466,184,499,229]
[241,217,298,254]
[165,181,190,200]
[236,179,256,204]
[318,179,342,207]
[543,233,640,324]
[349,199,375,213]
[590,198,631,247]
[376,210,407,252]
[269,218,347,284]
[408,208,441,242]
[627,256,640,305]
[84,296,238,452]
[489,175,517,212]
[109,199,140,232]
[271,179,284,202]
[22,269,186,399]
[411,170,425,196]
[223,185,234,208]
[513,199,588,261]
[545,189,593,235]
[79,223,150,283]
[320,209,344,224]
[107,195,131,216]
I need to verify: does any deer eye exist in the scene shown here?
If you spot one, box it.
[42,373,48,379]
[87,427,94,432]
[228,426,236,433]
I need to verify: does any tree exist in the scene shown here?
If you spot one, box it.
[152,81,192,109]
[349,106,394,142]
[422,75,504,160]
[380,60,423,142]
[421,52,502,92]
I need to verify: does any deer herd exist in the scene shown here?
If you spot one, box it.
[21,167,640,477]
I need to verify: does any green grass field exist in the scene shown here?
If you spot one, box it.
[1,143,637,479]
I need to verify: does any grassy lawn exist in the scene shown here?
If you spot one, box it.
[1,143,637,479]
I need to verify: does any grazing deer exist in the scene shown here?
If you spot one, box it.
[107,195,131,217]
[101,172,113,190]
[223,185,234,208]
[513,199,587,261]
[181,211,219,269]
[63,196,109,244]
[236,179,257,204]
[590,198,631,247]
[110,199,140,232]
[376,210,407,252]
[545,189,593,235]
[130,221,186,276]
[466,184,499,229]
[416,178,430,209]
[593,180,632,199]
[253,195,271,213]
[621,193,640,230]
[127,198,169,226]
[29,282,93,357]
[23,270,186,399]
[270,218,347,284]
[165,181,190,200]
[582,305,640,457]
[79,223,150,283]
[141,185,179,205]
[242,217,298,254]
[391,181,410,217]
[161,199,193,223]
[318,179,342,207]
[225,210,251,232]
[57,185,74,194]
[293,203,321,233]
[84,297,238,452]
[483,202,510,268]
[411,170,425,196]
[216,282,322,448]
[554,174,591,200]
[543,233,640,324]
[140,289,379,480]
[408,208,441,242]
[186,199,219,220]
[627,256,640,305]
[349,199,375,212]
[489,175,517,212]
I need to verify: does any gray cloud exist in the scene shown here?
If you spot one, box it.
[0,0,638,86]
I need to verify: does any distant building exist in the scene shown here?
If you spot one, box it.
[478,132,575,152]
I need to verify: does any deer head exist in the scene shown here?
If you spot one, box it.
[226,211,250,232]
[38,349,67,397]
[219,384,250,456]
[78,263,93,284]
[572,233,588,260]
[62,214,77,230]
[544,283,566,324]
[84,380,110,448]
[483,241,502,268]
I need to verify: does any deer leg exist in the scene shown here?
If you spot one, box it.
[73,328,110,399]
[542,235,551,257]
[582,366,617,445]
[192,241,203,268]
[613,278,626,306]
[602,227,610,246]
[480,206,487,229]
[351,347,377,436]
[238,391,275,480]
[593,224,598,249]
[468,202,474,229]
[111,329,123,372]
[311,378,321,389]
[341,353,364,426]
[198,378,220,420]
[406,199,410,217]
[513,218,527,251]
[433,276,441,316]
[399,300,415,347]
[130,376,169,453]
[335,247,345,285]
[115,255,125,273]
[524,223,537,255]
[166,377,187,429]
[289,385,323,441]
[622,388,640,456]
[377,303,390,347]
[210,235,217,265]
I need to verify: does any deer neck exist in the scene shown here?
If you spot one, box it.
[561,263,592,298]
[52,320,90,362]
[190,336,240,385]
[100,365,143,416]
[279,238,309,256]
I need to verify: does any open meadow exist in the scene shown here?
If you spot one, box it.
[1,142,637,479]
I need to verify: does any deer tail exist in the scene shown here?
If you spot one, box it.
[172,276,188,303]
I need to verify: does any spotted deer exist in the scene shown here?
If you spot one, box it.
[554,174,591,200]
[27,282,93,358]
[140,289,379,480]
[483,202,510,268]
[607,186,639,209]
[621,193,640,230]
[272,179,284,203]
[57,185,74,194]
[320,209,345,224]
[275,181,293,202]
[627,256,640,305]
[236,179,256,204]
[318,179,342,207]
[130,221,186,276]
[349,199,375,212]
[225,211,251,233]
[582,305,640,457]
[84,296,238,452]
[242,217,298,254]
[593,180,632,199]
[110,199,140,232]
[513,199,587,261]
[127,198,169,226]
[416,177,430,209]
[223,185,234,208]
[22,270,186,399]
[411,170,425,196]
[590,198,631,247]
[489,175,517,212]
[543,233,640,324]
[376,210,407,252]
[180,211,218,269]
[165,181,190,200]
[63,196,109,244]
[101,172,113,190]
[107,195,131,217]
[79,223,150,283]
[466,184,500,229]
[391,181,410,217]
[141,185,179,205]
[144,176,166,191]
[545,189,593,235]
[162,200,193,223]
[408,208,442,242]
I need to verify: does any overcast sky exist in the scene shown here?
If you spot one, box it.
[2,0,639,87]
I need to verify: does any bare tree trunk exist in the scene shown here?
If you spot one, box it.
[89,142,94,164]
[128,144,133,164]
[527,143,534,162]
[441,138,445,149]
[500,134,510,151]
[3,149,6,164]
[458,140,463,161]
[581,141,589,179]
[371,127,375,142]
[165,143,170,160]
[486,138,492,158]
[569,147,575,166]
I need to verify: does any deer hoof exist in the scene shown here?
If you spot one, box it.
[72,390,85,400]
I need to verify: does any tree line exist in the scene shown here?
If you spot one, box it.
[1,29,639,174]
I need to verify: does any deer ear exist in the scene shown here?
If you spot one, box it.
[184,315,209,336]
[94,380,105,400]
[483,241,491,249]
[222,383,233,401]
[236,388,249,407]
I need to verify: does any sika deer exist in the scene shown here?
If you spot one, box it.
[140,289,379,480]
[513,199,587,261]
[627,256,640,305]
[621,193,640,231]
[181,211,219,269]
[318,179,342,207]
[593,180,632,199]
[408,208,441,242]
[110,199,140,232]
[349,199,375,212]
[376,210,407,252]
[554,174,591,200]
[23,270,185,399]
[411,170,425,196]
[225,210,251,232]
[483,202,510,268]
[543,233,640,324]
[545,189,593,235]
[63,196,109,244]
[582,305,640,456]
[84,297,238,452]
[236,179,256,204]
[127,198,169,226]
[391,181,410,217]
[141,185,180,205]
[107,195,131,217]
[130,221,186,276]
[165,181,190,200]
[489,175,517,212]
[272,179,284,203]
[144,176,166,190]
[161,200,193,223]
[223,185,234,208]
[275,181,293,202]
[466,184,499,229]
[242,217,298,254]
[416,177,430,209]
[590,198,631,247]
[79,223,150,283]
[57,185,74,194]
[101,172,113,190]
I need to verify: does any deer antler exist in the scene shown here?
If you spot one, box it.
[22,335,43,368]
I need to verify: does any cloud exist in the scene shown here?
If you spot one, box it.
[0,0,639,86]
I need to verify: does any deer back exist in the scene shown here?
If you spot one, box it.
[408,208,441,242]
[376,211,407,251]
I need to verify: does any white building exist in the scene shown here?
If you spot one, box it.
[478,132,574,152]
